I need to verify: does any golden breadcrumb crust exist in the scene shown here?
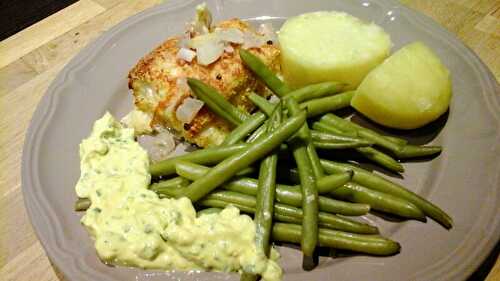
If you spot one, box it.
[128,18,280,147]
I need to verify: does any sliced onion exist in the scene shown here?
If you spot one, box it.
[195,3,212,31]
[269,94,280,104]
[188,33,225,65]
[187,33,211,49]
[186,3,212,36]
[176,77,189,92]
[224,44,234,53]
[138,131,176,163]
[196,40,225,65]
[170,142,197,157]
[176,97,205,123]
[216,28,244,44]
[193,22,210,35]
[176,48,196,62]
[120,109,153,135]
[258,23,276,42]
[242,32,266,49]
[176,32,191,49]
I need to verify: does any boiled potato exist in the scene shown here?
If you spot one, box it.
[278,11,391,89]
[351,42,452,129]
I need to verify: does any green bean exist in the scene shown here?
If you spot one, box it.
[300,91,354,117]
[239,49,291,97]
[187,78,249,125]
[149,143,248,177]
[277,220,388,243]
[269,101,283,130]
[320,159,453,228]
[201,192,378,234]
[315,119,404,172]
[316,172,352,193]
[318,114,358,135]
[149,176,190,191]
[172,161,215,180]
[331,182,426,221]
[183,112,306,202]
[298,115,325,177]
[322,114,408,148]
[395,144,442,158]
[283,81,345,102]
[229,177,368,216]
[255,153,278,253]
[355,147,405,173]
[287,98,324,178]
[385,135,408,146]
[277,167,351,193]
[271,212,302,224]
[325,114,408,147]
[262,212,386,243]
[237,166,257,177]
[254,104,280,257]
[312,121,358,138]
[250,91,353,120]
[75,198,91,211]
[272,223,400,256]
[320,114,441,158]
[205,191,256,207]
[175,161,254,179]
[246,120,269,143]
[199,199,256,213]
[313,141,373,149]
[273,213,372,230]
[175,162,364,216]
[196,207,222,216]
[276,186,369,216]
[152,186,186,198]
[306,143,325,177]
[198,199,370,234]
[311,130,372,144]
[314,210,378,233]
[222,112,266,145]
[358,130,403,152]
[286,99,308,140]
[248,92,275,116]
[286,100,319,257]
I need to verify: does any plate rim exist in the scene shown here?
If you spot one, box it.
[21,0,500,280]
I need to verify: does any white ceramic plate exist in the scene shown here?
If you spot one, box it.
[22,0,500,280]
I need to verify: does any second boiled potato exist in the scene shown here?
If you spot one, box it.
[278,11,391,89]
[351,42,452,129]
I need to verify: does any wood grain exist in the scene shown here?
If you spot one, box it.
[0,0,105,69]
[0,1,498,281]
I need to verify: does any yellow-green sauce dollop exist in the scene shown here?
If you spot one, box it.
[75,113,282,280]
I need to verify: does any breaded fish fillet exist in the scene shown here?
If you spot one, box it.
[128,18,280,147]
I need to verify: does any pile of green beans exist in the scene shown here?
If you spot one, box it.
[75,49,453,280]
[175,161,368,216]
[285,98,320,257]
[182,112,306,202]
[242,104,282,281]
[320,160,452,229]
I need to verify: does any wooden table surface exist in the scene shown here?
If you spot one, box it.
[0,0,499,280]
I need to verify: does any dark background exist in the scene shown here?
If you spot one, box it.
[0,1,497,279]
[0,0,77,40]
